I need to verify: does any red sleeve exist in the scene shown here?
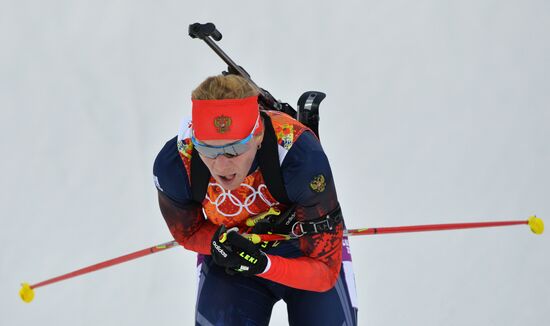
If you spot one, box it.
[259,223,343,292]
[157,191,216,255]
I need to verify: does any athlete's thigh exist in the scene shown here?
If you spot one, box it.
[284,268,357,326]
[196,259,278,326]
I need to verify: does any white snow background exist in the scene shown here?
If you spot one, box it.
[1,1,549,325]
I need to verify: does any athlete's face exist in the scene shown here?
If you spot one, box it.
[198,134,263,190]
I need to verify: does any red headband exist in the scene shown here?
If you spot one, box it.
[192,95,259,140]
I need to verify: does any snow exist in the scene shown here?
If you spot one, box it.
[1,1,549,325]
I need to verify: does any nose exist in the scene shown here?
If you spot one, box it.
[212,154,232,170]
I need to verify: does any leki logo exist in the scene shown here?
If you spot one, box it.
[214,115,232,133]
[239,251,258,264]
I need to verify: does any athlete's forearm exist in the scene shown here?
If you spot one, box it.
[259,254,342,292]
[178,221,217,255]
[158,191,215,255]
[259,228,343,292]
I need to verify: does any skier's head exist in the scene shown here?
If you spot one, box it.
[191,74,264,190]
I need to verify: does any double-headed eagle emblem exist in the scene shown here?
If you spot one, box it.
[309,174,326,193]
[213,115,232,134]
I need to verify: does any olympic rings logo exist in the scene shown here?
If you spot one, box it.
[205,183,278,217]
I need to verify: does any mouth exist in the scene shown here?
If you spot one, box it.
[218,174,237,182]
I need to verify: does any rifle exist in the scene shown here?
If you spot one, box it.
[188,22,326,138]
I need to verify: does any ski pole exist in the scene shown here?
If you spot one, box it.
[20,216,543,303]
[247,215,544,243]
[19,240,179,303]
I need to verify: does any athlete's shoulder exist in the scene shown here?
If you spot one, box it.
[266,111,311,152]
[153,136,192,205]
[281,130,336,206]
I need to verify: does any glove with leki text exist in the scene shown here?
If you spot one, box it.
[210,225,269,276]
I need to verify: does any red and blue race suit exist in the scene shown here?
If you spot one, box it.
[154,111,357,325]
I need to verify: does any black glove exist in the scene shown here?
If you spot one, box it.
[211,225,268,276]
[250,205,297,249]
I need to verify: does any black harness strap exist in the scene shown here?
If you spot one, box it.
[190,111,291,205]
[190,147,211,204]
[291,205,343,237]
[257,111,291,205]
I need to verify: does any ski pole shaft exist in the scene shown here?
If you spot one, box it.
[345,218,537,236]
[249,216,544,243]
[20,240,179,303]
[20,216,543,303]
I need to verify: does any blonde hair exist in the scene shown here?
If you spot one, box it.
[192,75,259,100]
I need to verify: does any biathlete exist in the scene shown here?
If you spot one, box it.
[153,74,358,325]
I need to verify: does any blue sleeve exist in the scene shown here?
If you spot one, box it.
[153,136,193,205]
[281,131,338,208]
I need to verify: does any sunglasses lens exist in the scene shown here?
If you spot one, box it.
[194,142,250,159]
[191,117,259,159]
